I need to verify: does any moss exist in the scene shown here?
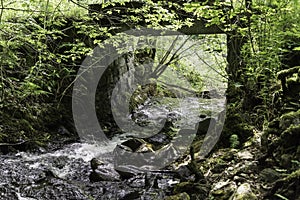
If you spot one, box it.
[269,168,300,200]
[164,192,190,200]
[199,109,212,116]
[233,193,257,200]
[0,100,74,151]
[279,110,300,129]
[156,83,177,98]
[280,109,300,120]
[277,66,300,80]
[174,182,210,199]
[284,168,300,181]
[280,124,300,148]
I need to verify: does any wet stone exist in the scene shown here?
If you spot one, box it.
[119,190,141,200]
[115,168,138,180]
[144,132,172,150]
[0,184,18,199]
[231,183,257,200]
[119,138,147,152]
[126,174,146,188]
[89,158,120,182]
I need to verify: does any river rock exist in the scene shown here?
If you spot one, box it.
[89,170,115,182]
[118,138,152,152]
[237,150,254,160]
[165,192,190,200]
[114,142,178,178]
[210,180,237,200]
[115,166,138,180]
[90,158,103,171]
[144,132,172,151]
[0,140,35,154]
[113,119,179,175]
[89,158,120,182]
[230,183,257,200]
[89,168,120,182]
[131,110,150,126]
[126,174,146,188]
[117,119,176,153]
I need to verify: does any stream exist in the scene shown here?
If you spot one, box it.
[0,96,226,200]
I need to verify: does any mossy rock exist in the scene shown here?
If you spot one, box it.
[275,123,300,155]
[210,181,236,200]
[279,110,300,130]
[262,120,280,149]
[262,109,300,152]
[277,66,300,97]
[174,182,210,197]
[233,193,257,200]
[231,183,257,200]
[259,168,283,183]
[164,192,190,200]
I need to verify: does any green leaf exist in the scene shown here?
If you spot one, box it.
[293,46,300,51]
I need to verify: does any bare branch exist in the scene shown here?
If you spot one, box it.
[157,80,197,95]
[195,51,228,79]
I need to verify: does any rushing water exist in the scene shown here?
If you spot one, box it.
[0,97,225,199]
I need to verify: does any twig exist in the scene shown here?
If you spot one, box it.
[0,7,48,12]
[68,0,90,11]
[195,51,228,79]
[157,80,197,95]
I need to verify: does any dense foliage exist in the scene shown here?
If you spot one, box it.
[0,0,299,199]
[0,0,223,144]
